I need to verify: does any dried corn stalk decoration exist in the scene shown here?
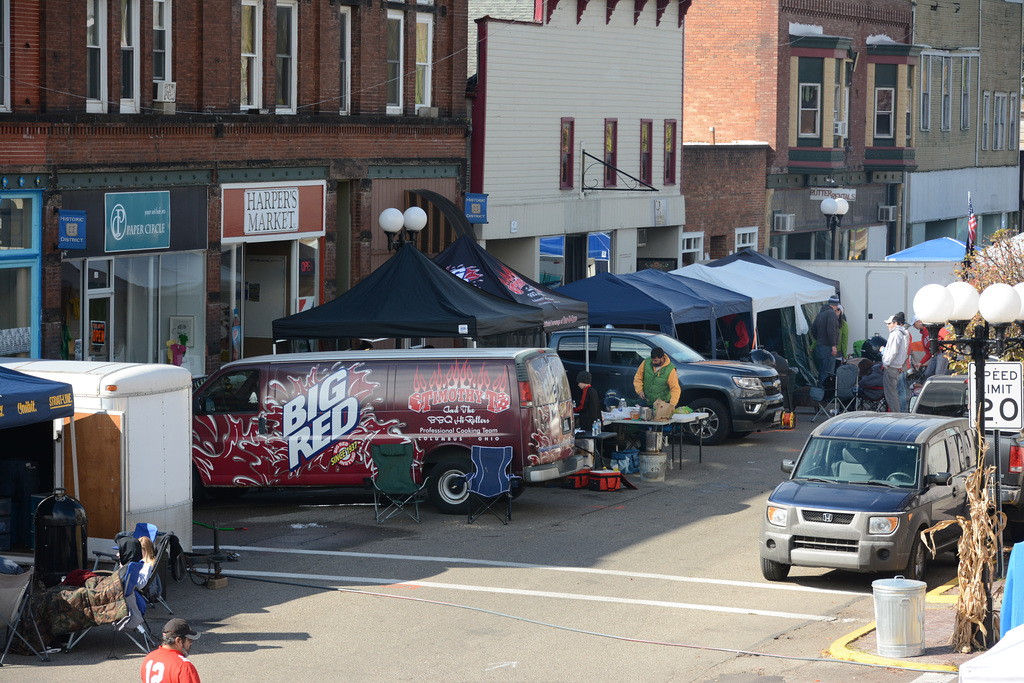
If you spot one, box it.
[923,429,1006,653]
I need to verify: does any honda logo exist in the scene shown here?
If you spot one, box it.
[822,512,833,523]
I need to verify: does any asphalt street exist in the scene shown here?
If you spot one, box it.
[5,408,971,682]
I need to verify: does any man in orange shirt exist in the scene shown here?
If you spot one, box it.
[141,618,202,683]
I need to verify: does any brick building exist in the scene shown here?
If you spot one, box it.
[0,0,469,375]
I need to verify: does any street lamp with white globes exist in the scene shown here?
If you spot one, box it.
[379,206,428,252]
[819,196,849,260]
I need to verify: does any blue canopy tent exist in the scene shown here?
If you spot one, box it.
[0,365,75,429]
[556,272,678,335]
[885,237,966,261]
[618,270,753,358]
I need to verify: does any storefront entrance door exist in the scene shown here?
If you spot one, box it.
[244,254,287,357]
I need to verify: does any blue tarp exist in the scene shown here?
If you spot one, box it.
[884,237,966,261]
[0,365,75,429]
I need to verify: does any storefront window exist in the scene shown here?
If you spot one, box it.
[298,238,318,304]
[159,252,204,375]
[221,244,244,363]
[61,261,83,360]
[115,255,157,362]
[0,266,32,357]
[0,197,34,250]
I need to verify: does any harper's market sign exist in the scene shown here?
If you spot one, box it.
[244,187,299,234]
[809,188,857,202]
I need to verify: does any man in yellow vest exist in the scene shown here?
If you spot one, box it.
[633,347,681,412]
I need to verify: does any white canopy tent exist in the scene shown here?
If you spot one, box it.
[671,261,836,335]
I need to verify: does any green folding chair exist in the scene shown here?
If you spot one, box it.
[370,443,427,523]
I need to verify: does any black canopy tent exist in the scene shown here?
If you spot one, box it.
[272,244,547,344]
[433,235,588,332]
[0,365,76,548]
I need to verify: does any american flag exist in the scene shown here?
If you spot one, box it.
[967,192,977,253]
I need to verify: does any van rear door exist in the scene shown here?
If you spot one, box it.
[522,352,574,468]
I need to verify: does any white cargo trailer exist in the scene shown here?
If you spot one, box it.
[0,360,193,553]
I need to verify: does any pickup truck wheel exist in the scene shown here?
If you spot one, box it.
[760,556,791,581]
[903,534,928,582]
[428,456,471,515]
[683,398,729,446]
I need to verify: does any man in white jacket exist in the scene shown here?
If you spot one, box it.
[882,313,910,412]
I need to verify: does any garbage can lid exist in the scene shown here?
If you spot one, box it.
[871,575,926,593]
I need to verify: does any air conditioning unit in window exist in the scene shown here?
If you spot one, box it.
[833,120,848,137]
[773,213,795,232]
[417,106,439,118]
[878,205,898,222]
[637,228,647,247]
[153,81,177,103]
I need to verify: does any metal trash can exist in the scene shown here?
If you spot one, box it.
[34,488,88,587]
[644,430,664,452]
[872,575,926,658]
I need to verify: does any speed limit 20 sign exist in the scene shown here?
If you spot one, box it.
[968,361,1024,431]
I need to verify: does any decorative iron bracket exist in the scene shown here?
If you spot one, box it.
[581,150,657,192]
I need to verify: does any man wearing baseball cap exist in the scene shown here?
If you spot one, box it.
[882,313,910,412]
[141,618,201,683]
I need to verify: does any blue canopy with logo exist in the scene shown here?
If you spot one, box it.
[0,365,75,429]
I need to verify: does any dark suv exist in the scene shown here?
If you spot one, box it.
[549,329,783,445]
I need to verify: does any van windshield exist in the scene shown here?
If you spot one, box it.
[794,438,920,487]
[646,334,705,364]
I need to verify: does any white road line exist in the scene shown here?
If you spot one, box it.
[220,568,836,622]
[195,544,865,596]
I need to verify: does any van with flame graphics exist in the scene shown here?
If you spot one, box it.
[191,348,582,513]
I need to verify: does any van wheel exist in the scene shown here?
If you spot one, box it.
[760,557,791,581]
[684,398,729,446]
[903,534,928,582]
[428,456,472,515]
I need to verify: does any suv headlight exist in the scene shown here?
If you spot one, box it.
[766,506,788,526]
[868,516,899,535]
[733,376,764,394]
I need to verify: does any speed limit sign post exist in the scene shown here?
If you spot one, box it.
[968,361,1024,431]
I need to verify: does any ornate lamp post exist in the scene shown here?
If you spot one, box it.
[379,206,427,251]
[820,197,849,261]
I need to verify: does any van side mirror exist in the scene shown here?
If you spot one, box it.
[781,460,794,473]
[926,472,951,486]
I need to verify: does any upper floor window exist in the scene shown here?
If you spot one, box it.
[639,120,653,186]
[276,1,297,114]
[940,56,952,131]
[120,0,140,113]
[0,0,9,111]
[415,14,432,110]
[920,56,932,131]
[906,66,914,144]
[87,0,107,112]
[735,227,758,252]
[960,57,972,130]
[993,92,1007,150]
[153,0,172,84]
[339,7,350,114]
[603,119,617,187]
[875,87,894,139]
[982,91,991,150]
[664,120,677,185]
[798,83,820,137]
[1010,93,1019,151]
[386,10,403,115]
[241,0,262,110]
[560,118,574,190]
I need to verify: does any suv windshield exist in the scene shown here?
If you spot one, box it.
[646,333,705,364]
[794,437,920,488]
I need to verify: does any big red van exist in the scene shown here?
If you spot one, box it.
[191,348,584,512]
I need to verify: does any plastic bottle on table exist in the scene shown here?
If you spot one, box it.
[592,420,600,436]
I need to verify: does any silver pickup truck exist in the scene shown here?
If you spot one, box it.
[912,375,1024,540]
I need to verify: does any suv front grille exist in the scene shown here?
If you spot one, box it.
[801,510,854,525]
[761,377,782,397]
[793,536,859,552]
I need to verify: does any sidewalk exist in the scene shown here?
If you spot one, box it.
[829,578,1004,673]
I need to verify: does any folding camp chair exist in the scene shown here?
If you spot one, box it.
[0,568,49,666]
[833,363,860,414]
[811,373,836,422]
[465,446,520,525]
[370,443,427,523]
[91,522,174,614]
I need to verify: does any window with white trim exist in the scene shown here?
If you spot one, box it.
[386,10,403,115]
[982,91,991,150]
[0,0,9,111]
[679,232,703,266]
[735,227,758,252]
[153,0,172,84]
[1010,93,1018,151]
[798,83,820,137]
[241,0,262,110]
[960,57,971,130]
[920,56,931,130]
[906,66,913,144]
[415,14,432,110]
[993,92,1007,150]
[875,87,894,138]
[940,56,951,131]
[87,0,107,112]
[120,0,140,113]
[275,1,296,114]
[339,6,350,114]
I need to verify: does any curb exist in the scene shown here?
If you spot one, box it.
[826,578,960,673]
